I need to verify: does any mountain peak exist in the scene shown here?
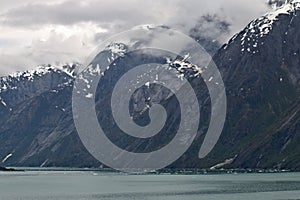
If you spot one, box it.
[267,0,300,19]
[223,0,300,54]
[247,0,300,37]
[104,43,128,57]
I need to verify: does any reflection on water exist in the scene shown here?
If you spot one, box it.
[1,171,300,200]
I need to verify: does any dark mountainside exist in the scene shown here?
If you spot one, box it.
[0,2,299,169]
[210,1,300,169]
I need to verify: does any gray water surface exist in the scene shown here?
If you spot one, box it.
[0,171,300,200]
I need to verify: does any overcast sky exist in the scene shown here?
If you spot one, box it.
[0,0,274,75]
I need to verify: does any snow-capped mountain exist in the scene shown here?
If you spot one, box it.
[209,0,300,169]
[0,42,206,167]
[226,0,300,46]
[0,63,77,110]
[0,1,299,169]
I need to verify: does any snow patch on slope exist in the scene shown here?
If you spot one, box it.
[2,153,13,163]
[167,55,203,79]
[105,43,128,57]
[210,155,238,170]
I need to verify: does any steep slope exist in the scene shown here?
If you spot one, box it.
[204,0,300,169]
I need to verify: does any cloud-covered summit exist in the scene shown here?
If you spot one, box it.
[0,0,273,75]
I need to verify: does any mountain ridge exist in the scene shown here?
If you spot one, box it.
[0,3,299,169]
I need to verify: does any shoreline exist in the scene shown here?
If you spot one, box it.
[2,167,299,175]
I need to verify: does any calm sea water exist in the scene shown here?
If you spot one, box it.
[0,171,300,200]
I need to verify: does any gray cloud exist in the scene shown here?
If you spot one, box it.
[0,0,166,27]
[0,0,274,75]
[0,0,271,33]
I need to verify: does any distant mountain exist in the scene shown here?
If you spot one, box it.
[189,14,230,56]
[0,1,299,169]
